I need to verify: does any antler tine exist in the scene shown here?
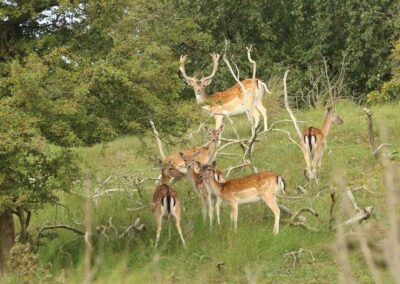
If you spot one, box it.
[203,53,220,80]
[179,54,195,81]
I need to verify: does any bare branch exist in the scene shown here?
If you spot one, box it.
[149,119,166,160]
[283,70,303,141]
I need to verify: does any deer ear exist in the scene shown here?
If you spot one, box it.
[218,124,224,132]
[326,106,333,113]
[158,159,163,167]
[212,160,217,168]
[203,78,213,86]
[203,125,209,132]
[185,78,196,87]
[179,152,184,158]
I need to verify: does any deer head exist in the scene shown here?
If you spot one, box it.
[326,106,344,125]
[204,124,224,144]
[179,53,220,103]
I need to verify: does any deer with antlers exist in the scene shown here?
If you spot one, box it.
[179,52,271,132]
[152,184,186,249]
[159,125,224,185]
[197,161,286,234]
[302,107,344,181]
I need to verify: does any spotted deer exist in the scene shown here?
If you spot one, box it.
[179,54,270,131]
[160,125,224,185]
[179,152,225,226]
[302,107,344,181]
[151,184,186,249]
[197,161,286,234]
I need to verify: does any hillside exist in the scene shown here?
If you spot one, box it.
[9,101,396,283]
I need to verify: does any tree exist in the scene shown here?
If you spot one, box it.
[0,106,79,271]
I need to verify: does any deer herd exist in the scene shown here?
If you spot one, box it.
[151,51,344,249]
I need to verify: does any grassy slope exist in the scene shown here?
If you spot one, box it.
[30,101,399,283]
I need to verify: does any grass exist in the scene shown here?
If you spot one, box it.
[8,100,400,283]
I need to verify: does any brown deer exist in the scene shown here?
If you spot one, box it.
[179,152,225,226]
[160,125,224,185]
[179,54,270,131]
[151,184,186,249]
[302,107,344,181]
[197,161,286,234]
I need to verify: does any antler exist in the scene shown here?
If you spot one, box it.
[203,53,220,81]
[179,55,195,82]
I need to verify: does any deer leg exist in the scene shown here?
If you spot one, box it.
[214,114,224,130]
[154,211,163,249]
[204,187,213,229]
[255,101,268,131]
[228,201,239,231]
[215,197,223,225]
[252,107,260,131]
[302,147,314,180]
[173,202,186,249]
[263,194,280,235]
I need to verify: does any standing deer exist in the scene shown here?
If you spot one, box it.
[160,125,224,185]
[152,184,186,249]
[179,54,271,131]
[179,152,225,226]
[302,107,344,181]
[197,161,286,234]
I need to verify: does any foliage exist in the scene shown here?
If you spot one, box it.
[0,105,79,212]
[1,0,399,146]
[367,41,400,104]
[7,244,38,283]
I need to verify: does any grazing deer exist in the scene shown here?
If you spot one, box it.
[179,54,271,131]
[179,152,225,226]
[302,107,344,181]
[160,125,224,185]
[152,184,186,249]
[197,161,286,234]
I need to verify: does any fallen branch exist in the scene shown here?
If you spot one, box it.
[224,160,251,177]
[337,206,374,228]
[278,205,306,222]
[93,188,137,199]
[284,248,315,268]
[289,208,319,231]
[118,218,146,239]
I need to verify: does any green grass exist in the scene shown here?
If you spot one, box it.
[12,100,400,283]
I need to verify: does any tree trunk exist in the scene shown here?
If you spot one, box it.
[0,211,15,273]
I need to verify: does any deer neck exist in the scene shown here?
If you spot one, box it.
[206,174,223,196]
[194,90,208,104]
[206,143,218,163]
[321,115,332,139]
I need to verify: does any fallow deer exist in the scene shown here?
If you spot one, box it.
[160,125,224,185]
[302,107,344,181]
[179,54,271,131]
[179,152,225,226]
[197,161,286,234]
[152,184,186,249]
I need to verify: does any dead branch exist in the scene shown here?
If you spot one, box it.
[149,119,166,160]
[329,190,336,229]
[373,143,391,156]
[297,185,307,194]
[283,70,303,141]
[92,188,137,199]
[224,160,251,177]
[288,208,319,231]
[284,248,315,268]
[345,188,361,212]
[118,218,146,239]
[278,205,306,222]
[363,108,375,150]
[126,206,146,212]
[336,206,374,228]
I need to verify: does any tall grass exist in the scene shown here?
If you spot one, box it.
[6,100,399,283]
